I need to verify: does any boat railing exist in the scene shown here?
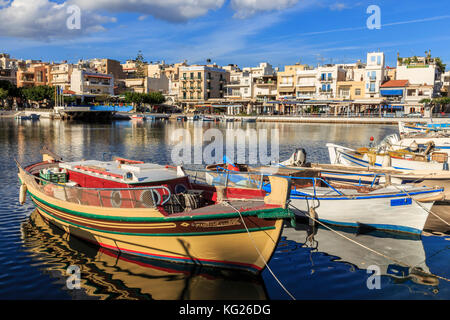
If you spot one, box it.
[184,167,266,190]
[20,168,172,208]
[186,167,386,196]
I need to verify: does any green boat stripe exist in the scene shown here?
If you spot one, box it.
[36,205,276,237]
[28,191,291,222]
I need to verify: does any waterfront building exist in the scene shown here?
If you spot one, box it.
[316,64,346,100]
[50,63,74,91]
[224,65,252,100]
[179,64,228,110]
[442,71,450,96]
[277,63,307,99]
[396,52,443,98]
[76,58,125,94]
[295,67,317,100]
[336,61,366,100]
[385,66,396,81]
[16,62,52,88]
[70,69,114,96]
[0,68,17,85]
[364,52,385,99]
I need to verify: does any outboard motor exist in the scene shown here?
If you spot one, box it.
[280,148,307,167]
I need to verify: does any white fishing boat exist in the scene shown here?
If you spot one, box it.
[203,162,444,235]
[383,133,450,157]
[399,121,450,134]
[327,143,448,171]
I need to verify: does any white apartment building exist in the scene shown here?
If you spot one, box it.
[396,55,442,99]
[225,67,252,100]
[51,63,74,91]
[364,52,385,98]
[296,68,317,100]
[70,69,114,96]
[316,65,346,100]
[225,62,276,101]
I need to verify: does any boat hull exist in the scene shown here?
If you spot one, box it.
[21,171,285,274]
[290,189,440,234]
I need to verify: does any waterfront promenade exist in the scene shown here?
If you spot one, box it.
[3,109,449,124]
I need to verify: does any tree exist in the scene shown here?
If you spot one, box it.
[434,57,446,73]
[135,51,147,79]
[0,88,7,108]
[22,85,55,108]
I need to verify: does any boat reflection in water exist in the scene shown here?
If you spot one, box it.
[21,210,268,300]
[283,221,440,288]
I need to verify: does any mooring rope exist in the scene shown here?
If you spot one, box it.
[223,201,296,300]
[288,202,450,283]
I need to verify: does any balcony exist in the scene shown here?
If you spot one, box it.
[85,81,110,86]
[279,83,294,87]
[227,80,243,86]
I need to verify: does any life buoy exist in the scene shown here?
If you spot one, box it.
[110,191,122,208]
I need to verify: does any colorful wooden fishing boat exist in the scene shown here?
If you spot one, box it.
[17,153,293,274]
[203,162,444,234]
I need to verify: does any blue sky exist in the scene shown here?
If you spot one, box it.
[0,0,449,70]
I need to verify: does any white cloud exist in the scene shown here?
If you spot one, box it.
[0,0,115,40]
[71,0,226,22]
[231,0,299,18]
[0,0,308,41]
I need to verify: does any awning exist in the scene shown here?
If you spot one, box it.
[380,89,403,96]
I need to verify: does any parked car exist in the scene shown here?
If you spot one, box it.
[406,112,423,118]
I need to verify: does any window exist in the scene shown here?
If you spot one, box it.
[327,73,332,80]
[371,56,376,62]
[198,72,201,79]
[355,88,361,96]
[377,56,381,65]
[190,72,194,79]
[183,92,186,99]
[369,83,375,92]
[321,73,326,81]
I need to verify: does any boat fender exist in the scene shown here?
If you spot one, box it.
[19,184,27,205]
[381,154,391,167]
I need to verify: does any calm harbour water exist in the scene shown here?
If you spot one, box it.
[0,118,448,300]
